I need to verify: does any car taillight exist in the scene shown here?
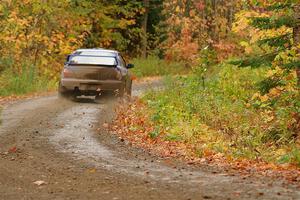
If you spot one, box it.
[63,68,73,78]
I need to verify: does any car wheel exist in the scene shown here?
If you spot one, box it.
[58,84,77,101]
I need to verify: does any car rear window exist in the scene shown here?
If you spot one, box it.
[78,51,116,57]
[69,56,117,66]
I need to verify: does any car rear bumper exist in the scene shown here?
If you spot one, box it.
[61,78,123,92]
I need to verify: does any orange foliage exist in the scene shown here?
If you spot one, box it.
[162,0,242,64]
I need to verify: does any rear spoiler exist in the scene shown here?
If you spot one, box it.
[67,63,117,67]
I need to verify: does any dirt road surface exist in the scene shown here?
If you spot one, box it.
[0,80,299,200]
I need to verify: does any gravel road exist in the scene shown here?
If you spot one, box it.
[0,80,299,200]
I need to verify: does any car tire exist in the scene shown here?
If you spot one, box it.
[58,83,77,101]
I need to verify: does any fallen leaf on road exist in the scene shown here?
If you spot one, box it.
[88,169,97,173]
[234,191,241,196]
[33,180,46,186]
[9,146,17,153]
[102,123,109,128]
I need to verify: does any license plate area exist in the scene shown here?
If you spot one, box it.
[79,84,101,91]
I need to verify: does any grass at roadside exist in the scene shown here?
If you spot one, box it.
[112,64,300,168]
[0,66,56,97]
[131,56,189,78]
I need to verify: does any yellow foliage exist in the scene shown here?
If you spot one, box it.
[266,67,284,78]
[269,88,281,97]
[260,95,269,102]
[233,10,269,34]
[251,92,261,100]
[251,26,293,44]
[0,0,88,75]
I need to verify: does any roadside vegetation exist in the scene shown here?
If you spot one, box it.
[143,65,300,165]
[0,60,56,96]
[131,56,188,78]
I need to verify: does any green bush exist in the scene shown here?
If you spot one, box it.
[131,56,189,78]
[143,64,300,165]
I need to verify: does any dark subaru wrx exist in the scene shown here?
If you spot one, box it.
[58,48,134,99]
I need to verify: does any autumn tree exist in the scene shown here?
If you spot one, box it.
[161,0,242,64]
[0,0,88,78]
[232,0,299,90]
[294,3,300,85]
[0,0,147,80]
[232,0,300,138]
[142,0,150,58]
[80,0,145,56]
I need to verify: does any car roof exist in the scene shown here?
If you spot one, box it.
[73,48,119,56]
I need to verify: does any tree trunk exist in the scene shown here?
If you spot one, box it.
[184,0,192,17]
[294,3,300,86]
[226,0,234,37]
[205,0,213,46]
[211,0,218,43]
[142,0,149,58]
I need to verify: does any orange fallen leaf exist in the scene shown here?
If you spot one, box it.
[9,146,17,153]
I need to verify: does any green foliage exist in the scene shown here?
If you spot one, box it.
[146,0,166,56]
[258,76,283,94]
[284,62,300,72]
[278,148,300,166]
[148,126,160,139]
[143,65,300,165]
[81,0,144,55]
[233,1,299,73]
[231,3,299,136]
[228,52,277,68]
[131,56,188,78]
[250,16,296,29]
[257,34,292,48]
[266,1,293,10]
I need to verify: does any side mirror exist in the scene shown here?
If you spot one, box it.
[65,55,71,65]
[126,63,134,69]
[66,55,71,62]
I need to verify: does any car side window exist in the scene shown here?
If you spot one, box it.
[118,56,126,68]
